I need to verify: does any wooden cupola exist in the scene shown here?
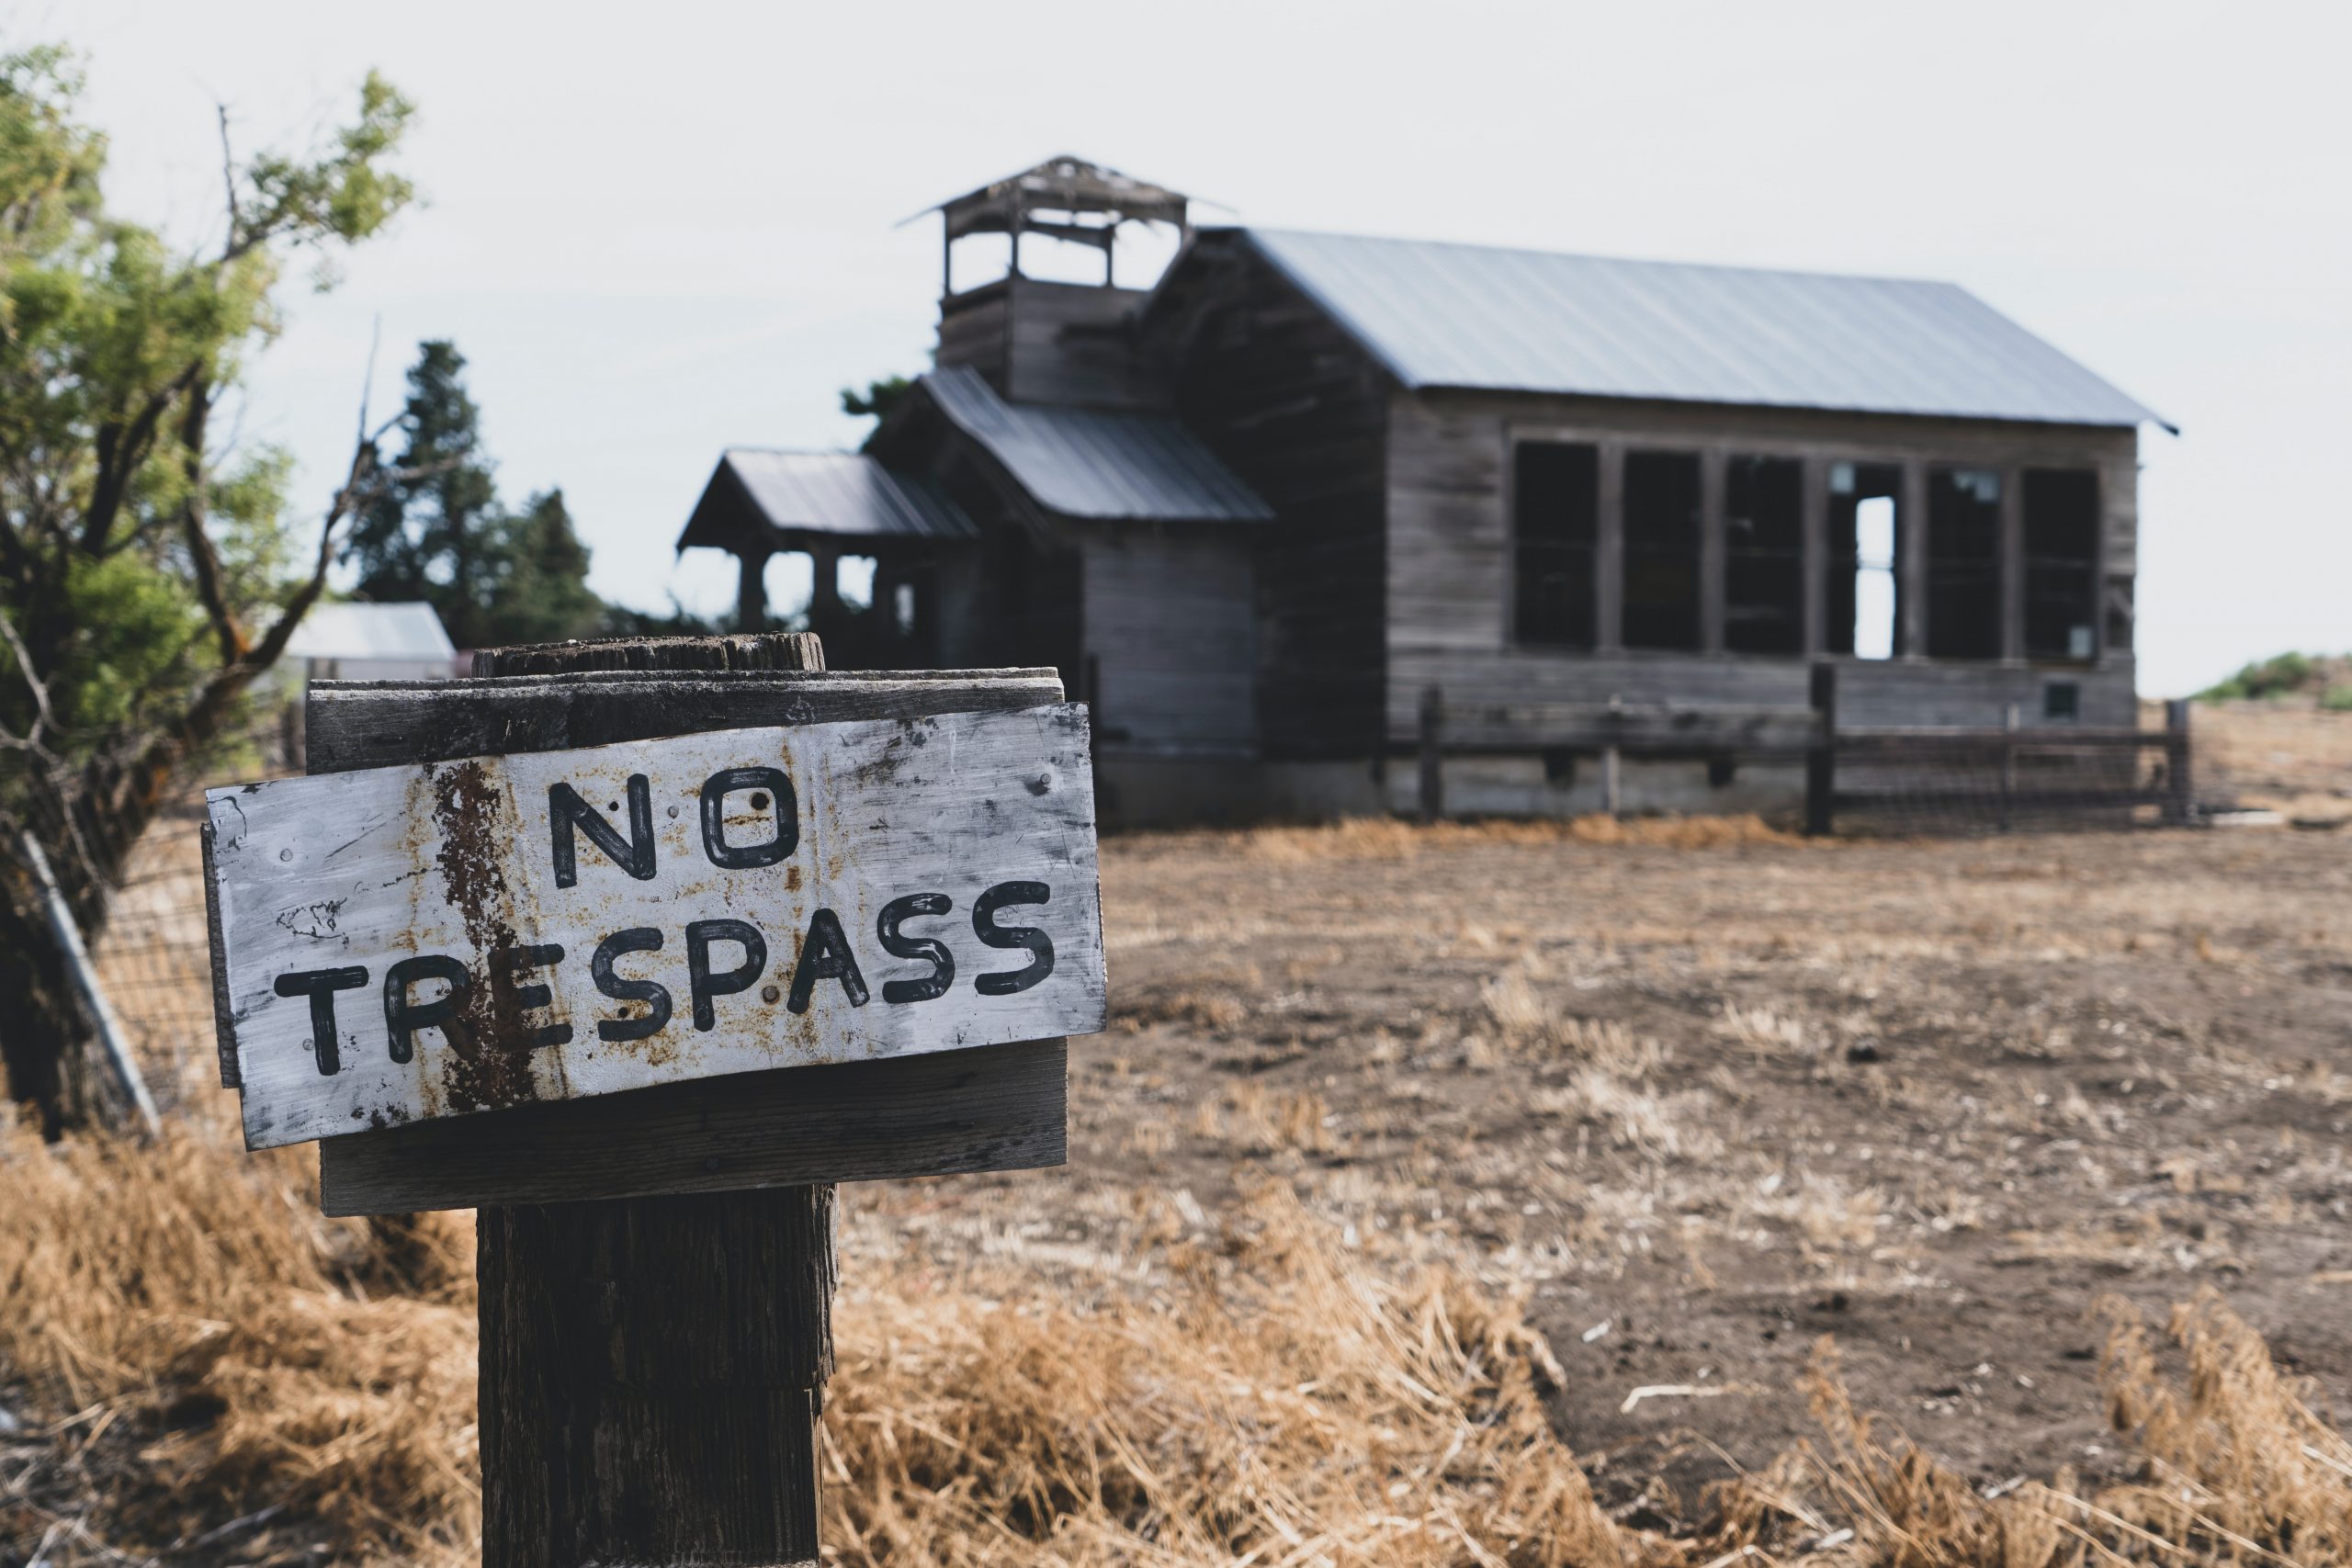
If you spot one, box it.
[922,157,1192,412]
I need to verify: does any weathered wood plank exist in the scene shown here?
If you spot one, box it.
[1146,231,1388,760]
[209,705,1102,1150]
[479,1181,834,1567]
[319,1036,1066,1215]
[304,668,1065,773]
[1433,701,1824,757]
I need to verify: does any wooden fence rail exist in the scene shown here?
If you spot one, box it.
[1411,669,2193,834]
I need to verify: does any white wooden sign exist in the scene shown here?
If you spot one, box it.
[207,704,1102,1150]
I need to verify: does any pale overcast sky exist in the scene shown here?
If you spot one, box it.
[41,0,2352,695]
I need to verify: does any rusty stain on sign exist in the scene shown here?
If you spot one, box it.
[206,705,1104,1150]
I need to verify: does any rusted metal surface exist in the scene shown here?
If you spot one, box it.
[205,705,1104,1150]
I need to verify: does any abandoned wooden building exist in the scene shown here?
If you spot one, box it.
[680,157,2171,820]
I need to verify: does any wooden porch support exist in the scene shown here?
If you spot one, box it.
[1800,457,1829,655]
[808,543,842,647]
[1699,449,1727,654]
[735,547,771,635]
[1999,468,2025,661]
[1898,464,1929,657]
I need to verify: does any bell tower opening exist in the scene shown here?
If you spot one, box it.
[920,157,1191,411]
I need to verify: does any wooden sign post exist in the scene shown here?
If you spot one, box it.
[202,634,1102,1566]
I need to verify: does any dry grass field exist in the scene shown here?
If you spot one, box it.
[4,705,2350,1565]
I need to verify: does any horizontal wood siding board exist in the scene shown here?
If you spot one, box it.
[304,671,1066,771]
[1083,529,1258,752]
[319,1037,1067,1215]
[1390,649,2135,738]
[998,279,1170,412]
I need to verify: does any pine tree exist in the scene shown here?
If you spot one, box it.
[345,342,604,647]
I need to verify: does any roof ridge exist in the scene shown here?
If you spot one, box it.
[1234,224,1964,292]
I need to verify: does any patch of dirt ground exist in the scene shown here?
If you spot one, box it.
[1014,817,2352,1505]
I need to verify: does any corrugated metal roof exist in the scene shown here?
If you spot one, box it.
[1239,228,2172,432]
[283,602,455,662]
[922,367,1273,522]
[716,449,978,540]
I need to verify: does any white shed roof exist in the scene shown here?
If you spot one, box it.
[282,601,457,661]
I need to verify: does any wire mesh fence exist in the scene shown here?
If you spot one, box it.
[85,797,221,1117]
[1827,728,2179,836]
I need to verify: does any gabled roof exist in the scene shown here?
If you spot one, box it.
[918,367,1272,523]
[283,601,455,662]
[921,156,1190,242]
[1230,228,2172,433]
[678,450,977,552]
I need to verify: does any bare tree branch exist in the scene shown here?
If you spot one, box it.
[173,380,248,665]
[81,363,202,556]
[0,609,56,753]
[217,103,241,254]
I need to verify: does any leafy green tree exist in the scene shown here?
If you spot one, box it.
[840,373,912,426]
[492,488,603,645]
[0,46,415,1129]
[345,340,604,647]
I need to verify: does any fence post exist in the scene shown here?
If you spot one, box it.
[1601,693,1623,818]
[15,828,160,1138]
[456,634,834,1568]
[1998,702,2020,832]
[2163,697,2193,826]
[1418,685,1444,824]
[1804,661,1838,837]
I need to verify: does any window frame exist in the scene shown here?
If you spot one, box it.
[1620,447,1705,652]
[1507,437,1600,650]
[2022,467,2101,664]
[1723,454,1806,656]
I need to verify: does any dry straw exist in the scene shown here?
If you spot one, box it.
[3,1117,2347,1566]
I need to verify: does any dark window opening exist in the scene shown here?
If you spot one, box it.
[1623,450,1702,650]
[1512,442,1598,648]
[1724,456,1804,655]
[2024,468,2099,661]
[1826,462,1902,659]
[1926,468,2002,660]
[2043,680,2080,722]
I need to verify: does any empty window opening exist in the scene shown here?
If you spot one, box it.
[837,554,876,615]
[2043,680,2080,722]
[2104,577,2133,656]
[763,552,816,629]
[893,581,918,637]
[1827,462,1903,660]
[1512,442,1599,648]
[2024,468,2098,661]
[1926,468,2001,660]
[1623,450,1702,650]
[1724,456,1804,655]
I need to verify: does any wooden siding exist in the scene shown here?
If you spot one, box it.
[935,278,1168,412]
[1150,235,1391,760]
[1385,389,2140,742]
[1081,525,1258,756]
[933,287,1008,389]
